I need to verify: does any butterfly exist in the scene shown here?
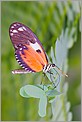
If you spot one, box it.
[9,22,68,83]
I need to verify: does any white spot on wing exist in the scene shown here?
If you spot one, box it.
[10,29,13,32]
[16,59,19,62]
[18,27,24,31]
[10,33,13,36]
[12,30,18,33]
[15,45,18,49]
[22,26,26,30]
[20,48,22,50]
[25,68,28,70]
[22,66,25,68]
[30,42,42,51]
[11,26,14,28]
[23,46,26,49]
[20,64,23,66]
[18,26,26,31]
[19,44,22,46]
[18,62,21,64]
[14,24,17,26]
[34,38,37,41]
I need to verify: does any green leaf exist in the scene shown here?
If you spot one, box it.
[20,86,30,98]
[66,102,71,112]
[51,46,56,63]
[45,72,52,82]
[38,96,47,117]
[36,84,48,92]
[68,112,72,121]
[46,89,62,97]
[24,85,45,98]
[55,32,67,66]
[49,97,56,103]
[20,85,48,117]
[46,69,58,83]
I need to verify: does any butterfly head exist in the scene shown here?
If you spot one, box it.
[43,63,68,77]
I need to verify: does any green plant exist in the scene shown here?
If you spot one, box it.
[1,1,80,121]
[19,28,74,120]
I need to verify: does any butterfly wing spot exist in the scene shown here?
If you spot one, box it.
[18,26,27,31]
[23,46,27,49]
[36,49,41,53]
[18,44,22,46]
[25,68,28,70]
[10,29,13,32]
[13,24,17,26]
[11,26,14,28]
[19,48,23,51]
[18,61,21,64]
[22,26,27,31]
[34,38,37,41]
[24,56,26,58]
[12,30,18,33]
[30,42,42,52]
[10,33,14,36]
[18,27,24,31]
[15,44,28,56]
[16,59,20,62]
[14,45,18,49]
[17,44,28,50]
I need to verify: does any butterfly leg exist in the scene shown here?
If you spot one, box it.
[40,73,45,84]
[53,69,60,88]
[40,73,46,90]
[47,69,60,88]
[47,71,57,88]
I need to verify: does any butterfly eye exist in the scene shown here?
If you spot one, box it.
[52,64,55,67]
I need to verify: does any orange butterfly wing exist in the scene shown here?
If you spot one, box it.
[15,44,48,72]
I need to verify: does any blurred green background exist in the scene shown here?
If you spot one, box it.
[1,1,81,121]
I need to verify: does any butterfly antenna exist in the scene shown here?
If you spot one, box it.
[55,65,68,77]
